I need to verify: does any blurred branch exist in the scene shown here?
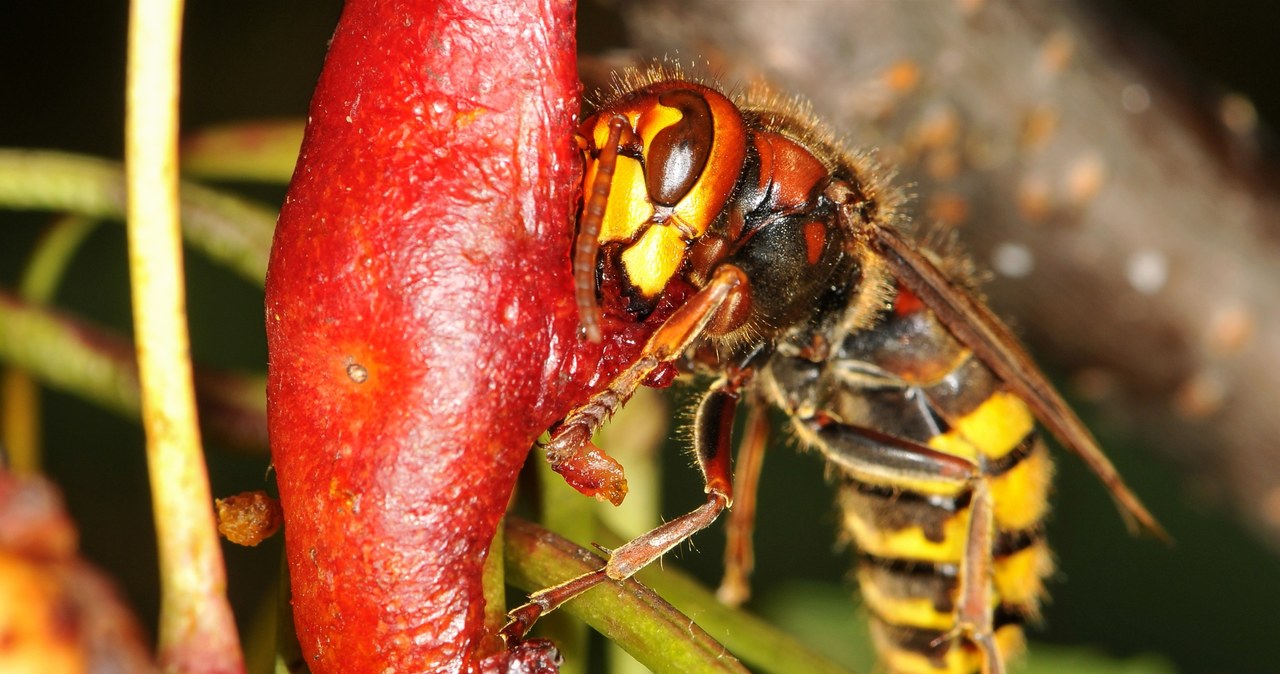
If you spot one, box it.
[0,291,268,451]
[634,554,856,674]
[2,216,98,472]
[13,216,99,303]
[0,150,275,286]
[180,120,304,184]
[619,0,1280,551]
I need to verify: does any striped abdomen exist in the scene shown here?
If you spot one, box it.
[770,293,1054,674]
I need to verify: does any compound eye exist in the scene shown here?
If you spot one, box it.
[646,89,714,206]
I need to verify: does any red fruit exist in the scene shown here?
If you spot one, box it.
[263,1,641,671]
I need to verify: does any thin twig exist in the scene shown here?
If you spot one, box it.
[0,149,275,285]
[180,120,305,184]
[0,291,268,451]
[124,0,244,670]
[2,215,99,471]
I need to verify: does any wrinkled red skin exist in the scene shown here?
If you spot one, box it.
[265,1,660,672]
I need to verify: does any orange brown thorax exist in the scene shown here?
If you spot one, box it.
[574,80,851,345]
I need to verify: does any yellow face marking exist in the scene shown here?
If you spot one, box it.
[618,224,687,298]
[636,102,685,164]
[671,184,715,236]
[583,154,654,245]
[635,93,745,240]
[636,101,721,239]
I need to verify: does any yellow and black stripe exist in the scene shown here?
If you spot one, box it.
[771,291,1054,674]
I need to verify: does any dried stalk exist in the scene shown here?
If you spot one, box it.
[124,0,244,669]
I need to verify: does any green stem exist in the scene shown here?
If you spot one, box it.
[505,516,750,674]
[535,454,594,674]
[638,566,857,674]
[2,215,100,472]
[482,517,509,652]
[181,120,305,184]
[18,215,100,302]
[0,149,274,285]
[504,515,858,674]
[0,291,268,451]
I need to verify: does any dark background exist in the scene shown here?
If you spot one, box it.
[1,1,1276,673]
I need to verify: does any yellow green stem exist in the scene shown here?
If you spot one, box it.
[125,0,244,670]
[180,120,305,184]
[0,149,275,285]
[1,215,99,473]
[0,291,268,451]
